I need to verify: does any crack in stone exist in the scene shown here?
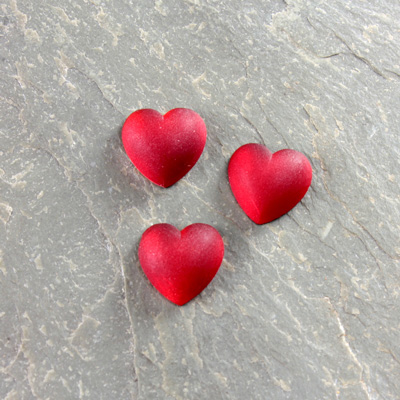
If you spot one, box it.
[384,69,400,80]
[2,339,23,375]
[386,348,400,366]
[239,112,267,146]
[0,300,39,400]
[339,223,390,292]
[279,25,339,61]
[304,16,400,83]
[307,16,399,82]
[255,102,291,148]
[109,243,141,400]
[21,144,140,397]
[245,237,322,302]
[182,182,244,231]
[324,297,373,400]
[69,67,125,116]
[64,177,140,400]
[242,232,375,394]
[331,32,390,80]
[302,107,397,261]
[286,213,337,252]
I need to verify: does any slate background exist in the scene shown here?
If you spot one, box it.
[1,0,399,399]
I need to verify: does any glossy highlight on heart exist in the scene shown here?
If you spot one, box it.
[228,143,312,224]
[122,108,207,188]
[138,223,224,305]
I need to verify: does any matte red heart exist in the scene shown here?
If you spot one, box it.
[138,223,224,305]
[228,143,312,224]
[122,108,207,188]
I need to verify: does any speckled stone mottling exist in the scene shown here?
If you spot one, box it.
[1,0,400,399]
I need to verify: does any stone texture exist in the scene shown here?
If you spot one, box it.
[1,0,400,399]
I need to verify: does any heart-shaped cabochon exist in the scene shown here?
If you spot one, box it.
[122,108,207,188]
[139,223,224,305]
[228,143,312,224]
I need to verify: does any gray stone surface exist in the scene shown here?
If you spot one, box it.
[1,0,400,398]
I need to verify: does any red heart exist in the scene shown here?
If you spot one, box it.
[228,144,312,224]
[138,223,224,305]
[122,108,207,188]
